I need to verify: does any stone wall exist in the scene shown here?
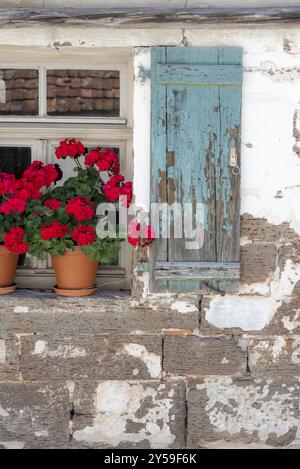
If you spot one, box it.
[0,283,299,449]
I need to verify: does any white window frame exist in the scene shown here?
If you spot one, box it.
[0,47,133,291]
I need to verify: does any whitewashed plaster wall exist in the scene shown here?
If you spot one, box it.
[0,25,300,330]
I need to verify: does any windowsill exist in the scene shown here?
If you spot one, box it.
[0,289,131,302]
[15,267,128,291]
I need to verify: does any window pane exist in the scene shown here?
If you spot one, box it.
[0,69,39,115]
[0,146,32,267]
[47,70,120,117]
[0,146,31,178]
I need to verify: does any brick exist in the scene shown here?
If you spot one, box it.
[248,336,300,375]
[0,292,199,335]
[0,383,70,449]
[72,380,186,449]
[164,335,246,376]
[187,377,300,448]
[20,334,162,381]
[0,333,19,382]
[240,244,277,284]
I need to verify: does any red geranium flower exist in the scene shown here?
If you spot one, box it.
[21,161,60,193]
[0,173,16,195]
[66,196,94,222]
[44,199,61,211]
[41,222,70,240]
[103,174,124,202]
[55,138,86,160]
[127,220,156,247]
[11,178,42,200]
[0,197,26,215]
[103,174,133,207]
[85,147,119,174]
[71,226,96,246]
[3,227,28,254]
[120,181,133,208]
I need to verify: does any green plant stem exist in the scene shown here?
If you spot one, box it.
[75,157,83,170]
[90,181,99,200]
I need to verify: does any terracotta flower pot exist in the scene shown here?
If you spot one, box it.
[0,246,19,293]
[52,247,99,297]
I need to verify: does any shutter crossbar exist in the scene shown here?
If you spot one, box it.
[155,64,243,86]
[155,261,240,280]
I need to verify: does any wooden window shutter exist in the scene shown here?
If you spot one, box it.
[150,47,243,293]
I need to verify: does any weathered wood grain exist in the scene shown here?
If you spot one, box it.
[150,46,242,292]
[0,8,300,28]
[150,46,168,293]
[155,261,240,280]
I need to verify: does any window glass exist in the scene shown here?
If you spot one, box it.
[47,70,120,117]
[0,146,31,178]
[0,69,39,115]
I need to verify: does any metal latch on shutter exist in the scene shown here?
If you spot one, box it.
[229,148,240,175]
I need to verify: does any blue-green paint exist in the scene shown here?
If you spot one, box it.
[150,47,243,293]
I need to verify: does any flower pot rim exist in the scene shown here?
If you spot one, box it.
[54,285,97,297]
[0,284,17,295]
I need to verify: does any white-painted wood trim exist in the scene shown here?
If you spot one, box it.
[0,124,133,140]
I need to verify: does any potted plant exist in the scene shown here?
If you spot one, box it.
[25,139,133,297]
[0,162,60,294]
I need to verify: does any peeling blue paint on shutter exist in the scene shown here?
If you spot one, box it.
[150,47,243,293]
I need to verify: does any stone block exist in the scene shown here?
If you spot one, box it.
[0,292,199,335]
[0,383,70,449]
[187,376,300,448]
[248,336,300,375]
[20,334,162,381]
[72,380,186,449]
[164,335,246,376]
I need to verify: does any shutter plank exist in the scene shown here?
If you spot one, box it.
[150,47,168,292]
[166,48,219,292]
[216,48,242,265]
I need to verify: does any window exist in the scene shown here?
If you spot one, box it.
[0,48,133,290]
